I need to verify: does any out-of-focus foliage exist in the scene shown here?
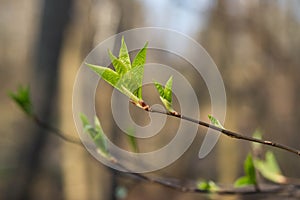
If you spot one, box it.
[80,114,109,157]
[154,76,174,112]
[254,151,286,183]
[9,86,33,116]
[197,180,219,192]
[234,154,257,187]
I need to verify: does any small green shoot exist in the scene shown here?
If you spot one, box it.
[254,151,286,183]
[208,115,224,129]
[126,127,139,153]
[197,180,219,192]
[154,76,175,113]
[80,113,109,157]
[86,36,148,106]
[9,85,33,116]
[234,154,257,187]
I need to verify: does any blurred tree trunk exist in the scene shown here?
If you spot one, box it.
[7,0,73,199]
[115,0,144,32]
[59,0,124,199]
[199,0,239,185]
[97,1,145,199]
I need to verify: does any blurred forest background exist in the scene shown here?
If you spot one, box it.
[1,0,300,200]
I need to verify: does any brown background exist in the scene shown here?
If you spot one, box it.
[1,0,300,199]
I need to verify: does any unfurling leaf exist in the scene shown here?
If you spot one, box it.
[86,63,120,86]
[208,115,224,129]
[80,113,109,157]
[234,154,257,187]
[108,50,129,75]
[131,42,147,99]
[119,36,131,69]
[9,85,33,116]
[86,37,147,103]
[154,76,174,112]
[164,76,173,103]
[132,42,148,68]
[254,151,286,183]
[117,64,144,100]
[154,82,164,97]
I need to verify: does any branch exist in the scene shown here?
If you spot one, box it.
[27,113,300,197]
[32,114,82,145]
[147,108,300,157]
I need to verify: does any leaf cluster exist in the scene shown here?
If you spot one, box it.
[86,37,147,106]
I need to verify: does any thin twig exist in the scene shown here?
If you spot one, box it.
[148,108,300,157]
[100,153,298,195]
[27,113,300,196]
[32,114,82,145]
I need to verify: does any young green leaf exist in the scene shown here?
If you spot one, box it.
[234,154,257,187]
[80,113,109,157]
[132,42,148,68]
[154,82,164,97]
[9,85,33,116]
[154,76,174,112]
[163,76,173,103]
[86,63,120,87]
[118,36,131,69]
[208,115,224,129]
[130,42,148,99]
[126,127,139,153]
[108,50,128,75]
[254,151,286,183]
[118,64,144,100]
[160,97,172,112]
